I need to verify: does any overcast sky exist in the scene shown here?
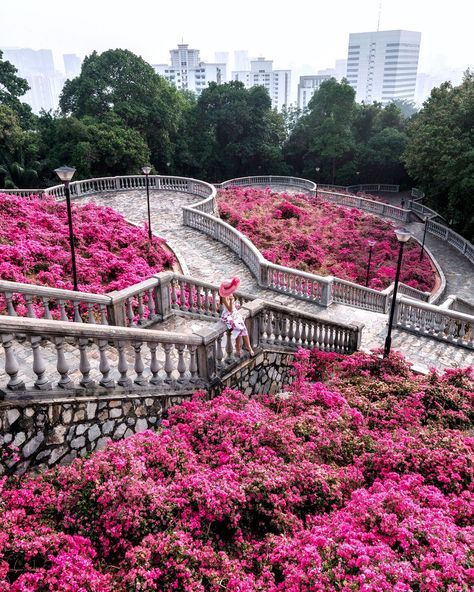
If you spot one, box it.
[1,0,473,75]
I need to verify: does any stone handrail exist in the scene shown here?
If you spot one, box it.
[319,183,399,193]
[0,280,111,324]
[217,175,317,193]
[0,297,363,395]
[318,189,411,223]
[425,218,474,265]
[394,296,474,350]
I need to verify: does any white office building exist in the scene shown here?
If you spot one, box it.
[232,57,291,111]
[153,43,226,95]
[346,30,421,104]
[63,54,82,80]
[297,75,331,109]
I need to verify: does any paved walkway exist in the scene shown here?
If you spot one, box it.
[75,189,474,373]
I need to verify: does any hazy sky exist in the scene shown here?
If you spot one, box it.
[1,0,473,75]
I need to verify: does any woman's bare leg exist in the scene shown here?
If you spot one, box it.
[235,336,242,355]
[243,335,254,356]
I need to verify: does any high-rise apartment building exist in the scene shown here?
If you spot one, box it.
[346,30,421,104]
[297,75,331,109]
[63,54,82,79]
[232,57,291,111]
[1,47,61,112]
[153,43,226,95]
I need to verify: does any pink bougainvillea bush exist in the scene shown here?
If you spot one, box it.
[0,193,174,294]
[1,350,473,590]
[218,187,435,292]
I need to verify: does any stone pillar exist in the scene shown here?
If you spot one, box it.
[320,278,333,307]
[106,293,126,327]
[348,323,364,353]
[153,272,174,321]
[241,300,265,350]
[193,325,224,386]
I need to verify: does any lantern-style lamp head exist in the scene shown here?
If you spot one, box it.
[315,167,320,172]
[142,165,152,175]
[367,239,377,247]
[54,166,76,183]
[395,228,411,243]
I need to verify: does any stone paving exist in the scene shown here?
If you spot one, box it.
[74,188,474,373]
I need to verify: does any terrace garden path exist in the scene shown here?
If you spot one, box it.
[76,189,474,373]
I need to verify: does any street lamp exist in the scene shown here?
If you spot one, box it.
[383,227,411,358]
[54,165,78,291]
[419,215,430,262]
[365,239,377,287]
[315,167,320,192]
[142,165,152,242]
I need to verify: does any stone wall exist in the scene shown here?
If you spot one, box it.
[0,392,191,476]
[216,349,296,396]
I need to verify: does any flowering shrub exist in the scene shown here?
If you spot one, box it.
[0,193,174,295]
[1,351,473,590]
[218,187,435,291]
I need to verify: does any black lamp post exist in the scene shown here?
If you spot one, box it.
[142,165,152,241]
[383,228,411,358]
[365,239,377,287]
[419,215,429,262]
[54,166,78,291]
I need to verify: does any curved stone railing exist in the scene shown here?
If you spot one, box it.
[0,297,363,396]
[425,218,474,265]
[395,296,474,350]
[317,189,411,223]
[319,183,400,193]
[217,175,317,193]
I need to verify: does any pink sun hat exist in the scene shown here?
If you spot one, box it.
[219,276,240,297]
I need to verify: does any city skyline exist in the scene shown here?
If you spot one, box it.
[2,0,472,78]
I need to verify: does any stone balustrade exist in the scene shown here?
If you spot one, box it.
[0,298,363,397]
[319,183,400,193]
[394,296,474,350]
[317,189,411,223]
[217,175,317,193]
[0,280,111,324]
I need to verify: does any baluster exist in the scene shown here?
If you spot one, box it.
[78,338,94,388]
[133,342,147,385]
[73,301,82,322]
[306,322,314,348]
[149,344,161,384]
[163,343,174,382]
[300,321,307,347]
[4,292,17,316]
[117,341,131,387]
[87,303,96,324]
[179,280,186,311]
[42,297,53,319]
[288,315,295,344]
[216,334,224,367]
[176,344,186,382]
[204,287,210,315]
[55,337,72,388]
[171,281,178,309]
[59,299,68,321]
[274,312,281,343]
[99,304,108,325]
[25,295,35,318]
[2,335,25,390]
[328,325,336,351]
[212,289,219,316]
[190,285,197,314]
[137,293,145,324]
[266,311,273,342]
[31,336,51,390]
[126,298,135,326]
[295,319,302,346]
[147,288,156,319]
[225,330,234,359]
[322,325,330,351]
[98,339,115,387]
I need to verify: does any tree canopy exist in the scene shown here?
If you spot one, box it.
[404,71,474,240]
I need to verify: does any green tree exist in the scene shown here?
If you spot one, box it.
[37,113,150,180]
[59,49,184,171]
[0,105,39,188]
[0,50,34,127]
[404,71,474,239]
[190,81,287,180]
[284,78,356,183]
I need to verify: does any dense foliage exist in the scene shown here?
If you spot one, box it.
[1,350,473,590]
[404,71,474,241]
[218,186,435,291]
[0,193,174,295]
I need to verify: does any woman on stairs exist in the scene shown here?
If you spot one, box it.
[219,276,255,357]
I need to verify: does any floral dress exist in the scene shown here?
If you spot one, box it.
[220,297,248,338]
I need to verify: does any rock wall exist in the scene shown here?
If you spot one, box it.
[216,349,296,396]
[0,392,190,476]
